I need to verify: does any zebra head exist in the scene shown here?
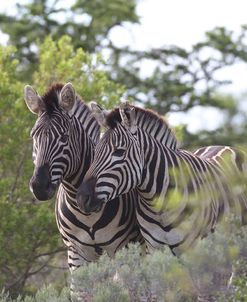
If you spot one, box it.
[25,82,83,201]
[77,102,144,213]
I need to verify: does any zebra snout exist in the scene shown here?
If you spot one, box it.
[30,164,56,201]
[76,178,103,213]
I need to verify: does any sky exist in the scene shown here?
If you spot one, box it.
[1,0,247,132]
[121,0,247,50]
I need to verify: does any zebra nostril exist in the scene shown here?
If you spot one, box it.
[83,197,104,214]
[77,177,97,199]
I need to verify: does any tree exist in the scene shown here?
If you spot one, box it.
[1,1,247,148]
[108,26,247,147]
[0,0,138,76]
[33,35,124,108]
[109,27,246,113]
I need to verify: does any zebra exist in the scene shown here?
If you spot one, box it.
[24,84,142,300]
[77,102,247,255]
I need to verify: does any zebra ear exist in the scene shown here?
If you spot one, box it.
[119,102,137,134]
[89,102,109,128]
[59,82,76,112]
[24,85,44,115]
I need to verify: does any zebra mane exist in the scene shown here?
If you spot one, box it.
[72,98,100,145]
[41,82,64,114]
[41,83,100,145]
[106,106,178,150]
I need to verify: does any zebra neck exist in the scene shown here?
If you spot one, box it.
[135,108,178,150]
[61,112,96,193]
[138,140,171,201]
[63,134,94,190]
[57,183,80,211]
[70,98,100,145]
[59,140,94,209]
[60,181,77,196]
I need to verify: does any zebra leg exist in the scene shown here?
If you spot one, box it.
[68,249,92,302]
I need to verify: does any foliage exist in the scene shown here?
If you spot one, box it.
[110,27,246,112]
[0,0,138,76]
[1,0,247,146]
[230,273,247,302]
[0,286,70,302]
[0,44,31,201]
[0,202,63,297]
[72,221,247,301]
[67,216,247,301]
[109,26,247,147]
[1,218,247,301]
[33,35,124,108]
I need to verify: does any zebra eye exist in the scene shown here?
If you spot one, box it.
[61,134,69,143]
[112,148,126,157]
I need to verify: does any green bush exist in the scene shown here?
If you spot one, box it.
[0,286,70,302]
[1,217,247,302]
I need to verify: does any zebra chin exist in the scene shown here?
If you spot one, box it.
[76,177,106,213]
[76,193,105,214]
[30,182,58,201]
[86,199,105,214]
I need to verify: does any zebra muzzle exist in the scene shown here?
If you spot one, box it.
[76,193,104,214]
[30,164,57,201]
[76,178,104,213]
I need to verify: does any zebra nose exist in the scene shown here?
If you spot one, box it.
[30,164,55,201]
[78,181,91,196]
[76,177,99,213]
[79,177,96,195]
